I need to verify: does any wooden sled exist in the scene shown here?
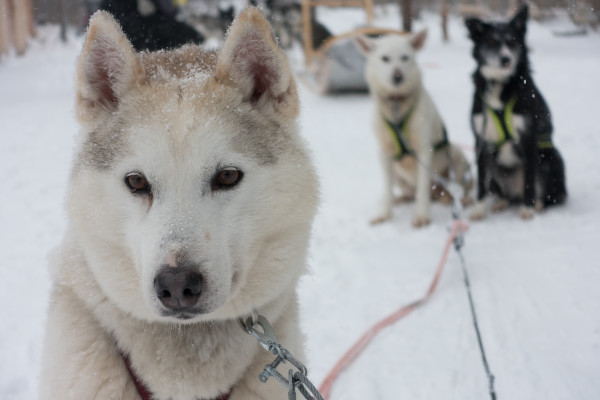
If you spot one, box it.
[299,0,404,94]
[300,26,406,94]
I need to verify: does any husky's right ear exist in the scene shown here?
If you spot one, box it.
[76,11,144,127]
[215,8,298,120]
[465,17,488,41]
[354,35,375,56]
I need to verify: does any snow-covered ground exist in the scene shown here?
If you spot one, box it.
[1,8,600,400]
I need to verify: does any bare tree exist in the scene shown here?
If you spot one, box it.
[399,0,412,32]
[441,0,449,41]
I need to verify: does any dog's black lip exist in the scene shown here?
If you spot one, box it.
[160,308,205,319]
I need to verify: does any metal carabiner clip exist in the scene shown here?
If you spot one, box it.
[242,314,280,353]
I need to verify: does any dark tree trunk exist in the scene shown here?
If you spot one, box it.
[400,0,412,32]
[441,0,449,42]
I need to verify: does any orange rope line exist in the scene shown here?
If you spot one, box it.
[318,219,469,399]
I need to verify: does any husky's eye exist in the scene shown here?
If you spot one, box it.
[212,168,243,191]
[401,55,410,62]
[506,36,518,47]
[487,37,499,47]
[125,172,151,194]
[381,55,390,63]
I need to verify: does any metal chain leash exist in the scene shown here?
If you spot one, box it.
[452,223,497,400]
[239,149,495,400]
[435,160,497,400]
[241,314,326,400]
[400,145,498,400]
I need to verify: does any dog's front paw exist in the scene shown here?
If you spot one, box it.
[534,201,544,212]
[437,190,454,205]
[412,214,431,228]
[470,202,487,221]
[490,198,510,213]
[461,196,474,207]
[393,194,415,204]
[370,212,392,225]
[519,206,535,220]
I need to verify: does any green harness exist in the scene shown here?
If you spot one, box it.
[484,95,553,149]
[383,105,449,160]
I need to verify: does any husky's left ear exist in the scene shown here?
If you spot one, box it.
[510,5,528,35]
[76,11,145,127]
[215,8,298,119]
[410,29,427,51]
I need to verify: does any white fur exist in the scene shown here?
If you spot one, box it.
[40,9,319,400]
[496,142,521,167]
[355,32,472,227]
[479,44,519,82]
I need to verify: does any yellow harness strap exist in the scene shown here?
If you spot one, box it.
[485,95,553,149]
[486,95,518,147]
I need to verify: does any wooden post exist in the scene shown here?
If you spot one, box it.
[0,0,10,57]
[12,0,31,54]
[27,0,35,37]
[302,0,314,66]
[364,0,374,24]
[441,0,449,42]
[0,0,34,56]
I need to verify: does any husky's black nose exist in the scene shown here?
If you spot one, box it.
[392,69,404,85]
[154,267,202,310]
[500,56,511,67]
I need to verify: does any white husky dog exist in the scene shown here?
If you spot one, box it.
[355,32,472,227]
[39,8,319,400]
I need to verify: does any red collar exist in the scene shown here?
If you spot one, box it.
[122,353,231,400]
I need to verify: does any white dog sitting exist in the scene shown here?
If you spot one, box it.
[355,31,472,227]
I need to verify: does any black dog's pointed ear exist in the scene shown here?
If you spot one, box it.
[511,5,528,34]
[465,17,488,40]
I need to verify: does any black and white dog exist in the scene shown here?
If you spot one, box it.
[465,6,567,220]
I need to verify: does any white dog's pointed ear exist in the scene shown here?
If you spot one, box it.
[410,29,428,51]
[215,8,298,119]
[76,11,145,126]
[354,35,375,55]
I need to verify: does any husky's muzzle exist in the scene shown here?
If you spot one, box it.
[154,267,203,318]
[500,55,512,68]
[392,69,404,86]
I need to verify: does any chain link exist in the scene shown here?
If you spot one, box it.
[241,314,326,400]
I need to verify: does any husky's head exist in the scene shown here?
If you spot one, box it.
[355,31,428,98]
[68,9,318,323]
[465,6,528,82]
